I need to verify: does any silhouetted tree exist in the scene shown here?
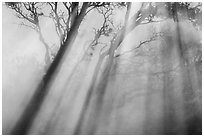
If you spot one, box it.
[7,2,119,135]
[4,2,201,135]
[73,2,170,134]
[5,2,54,65]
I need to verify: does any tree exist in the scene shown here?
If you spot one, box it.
[4,2,201,135]
[73,2,169,134]
[163,2,201,28]
[154,2,202,134]
[171,2,201,134]
[5,2,54,65]
[8,2,119,135]
[5,2,115,66]
[73,2,202,134]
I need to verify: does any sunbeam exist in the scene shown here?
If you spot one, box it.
[2,2,202,135]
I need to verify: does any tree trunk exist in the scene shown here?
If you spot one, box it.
[11,3,89,135]
[74,3,135,134]
[74,50,109,134]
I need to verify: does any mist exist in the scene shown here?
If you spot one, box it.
[2,2,202,135]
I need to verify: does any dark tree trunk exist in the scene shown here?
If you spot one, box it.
[11,3,89,135]
[74,3,135,134]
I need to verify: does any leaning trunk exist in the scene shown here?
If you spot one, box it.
[74,3,134,134]
[11,2,89,135]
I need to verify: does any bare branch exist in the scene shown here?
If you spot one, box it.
[84,6,96,16]
[115,32,163,57]
[13,6,37,25]
[62,2,71,16]
[19,22,38,31]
